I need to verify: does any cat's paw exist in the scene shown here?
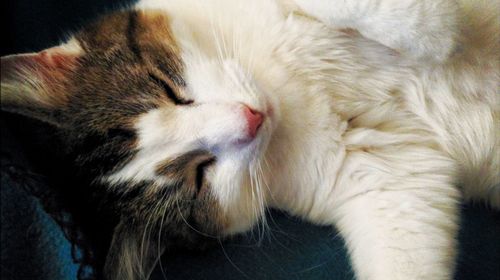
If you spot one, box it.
[293,0,459,62]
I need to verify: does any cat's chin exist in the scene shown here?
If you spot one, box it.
[221,217,261,237]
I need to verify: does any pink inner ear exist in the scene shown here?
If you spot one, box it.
[1,45,81,86]
[36,47,79,71]
[1,42,83,115]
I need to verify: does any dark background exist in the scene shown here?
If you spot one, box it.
[1,0,135,56]
[1,0,499,279]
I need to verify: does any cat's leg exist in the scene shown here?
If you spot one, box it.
[330,146,460,280]
[291,0,459,62]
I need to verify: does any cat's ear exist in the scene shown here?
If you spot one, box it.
[104,219,166,280]
[1,40,83,127]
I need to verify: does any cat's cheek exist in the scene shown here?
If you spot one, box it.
[202,162,265,235]
[192,184,231,236]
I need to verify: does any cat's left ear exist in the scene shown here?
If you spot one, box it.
[1,40,83,127]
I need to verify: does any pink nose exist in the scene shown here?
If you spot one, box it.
[242,105,264,138]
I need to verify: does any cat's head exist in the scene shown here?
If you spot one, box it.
[1,8,282,279]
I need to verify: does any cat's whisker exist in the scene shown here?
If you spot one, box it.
[256,162,270,243]
[174,196,219,239]
[257,160,280,241]
[255,168,266,243]
[217,238,250,279]
[254,157,292,246]
[138,206,156,276]
[210,21,224,64]
[244,30,256,79]
[233,18,243,67]
[248,166,259,242]
[155,187,173,280]
[215,11,229,61]
[136,193,161,276]
[252,170,263,244]
[251,169,262,244]
[248,159,268,245]
[207,4,225,65]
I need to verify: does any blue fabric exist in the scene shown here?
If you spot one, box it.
[1,124,75,280]
[1,121,95,280]
[1,174,79,280]
[151,206,500,280]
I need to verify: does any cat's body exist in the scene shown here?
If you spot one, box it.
[1,0,499,279]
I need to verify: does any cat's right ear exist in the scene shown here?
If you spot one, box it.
[1,39,83,127]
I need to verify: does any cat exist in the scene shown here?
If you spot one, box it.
[1,0,499,279]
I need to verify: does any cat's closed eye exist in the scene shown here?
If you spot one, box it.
[195,158,215,193]
[147,73,193,105]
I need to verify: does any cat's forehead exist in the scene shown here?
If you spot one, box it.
[77,10,180,59]
[64,10,185,131]
[75,9,183,83]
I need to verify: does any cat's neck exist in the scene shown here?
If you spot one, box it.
[258,15,411,221]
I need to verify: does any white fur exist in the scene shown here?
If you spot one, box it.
[292,0,459,62]
[107,0,499,278]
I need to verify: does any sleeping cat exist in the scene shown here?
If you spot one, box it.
[1,0,499,279]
